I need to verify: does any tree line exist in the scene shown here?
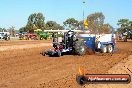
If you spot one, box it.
[2,12,129,34]
[19,12,114,34]
[19,13,64,33]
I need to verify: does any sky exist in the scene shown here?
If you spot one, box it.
[0,0,132,30]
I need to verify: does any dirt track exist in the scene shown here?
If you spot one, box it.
[0,40,132,88]
[0,40,51,46]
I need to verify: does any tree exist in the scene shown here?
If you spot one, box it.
[26,13,45,33]
[128,21,132,29]
[101,24,113,33]
[19,27,28,33]
[63,18,79,30]
[117,19,129,32]
[87,12,105,33]
[45,21,64,30]
[8,26,15,37]
[0,28,7,32]
[0,28,2,32]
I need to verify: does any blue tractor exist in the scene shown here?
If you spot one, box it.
[42,30,116,57]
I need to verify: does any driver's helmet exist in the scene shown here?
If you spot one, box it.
[67,30,74,37]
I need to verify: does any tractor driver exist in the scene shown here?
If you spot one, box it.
[52,32,58,43]
[66,30,75,48]
[4,33,8,41]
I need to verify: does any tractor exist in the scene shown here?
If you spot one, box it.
[19,32,37,40]
[42,30,116,57]
[127,30,132,40]
[34,29,49,40]
[0,32,10,41]
[120,30,132,42]
[42,30,86,56]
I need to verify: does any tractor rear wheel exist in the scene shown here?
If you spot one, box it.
[101,45,107,53]
[74,40,86,56]
[107,45,113,53]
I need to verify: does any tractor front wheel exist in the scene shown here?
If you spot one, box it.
[57,50,61,57]
[40,37,43,40]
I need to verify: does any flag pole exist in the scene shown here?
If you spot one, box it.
[82,0,85,32]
